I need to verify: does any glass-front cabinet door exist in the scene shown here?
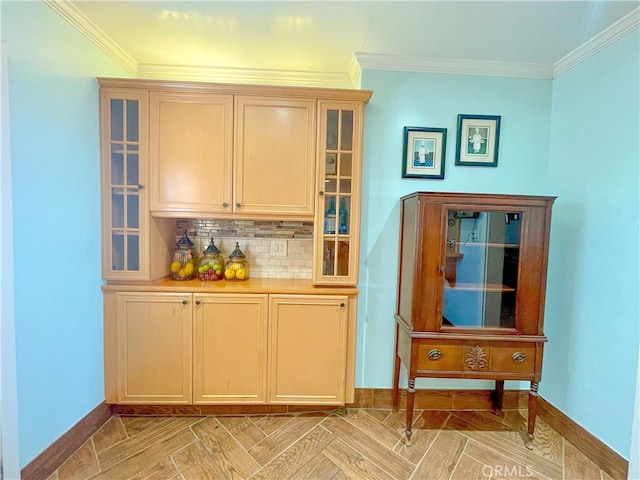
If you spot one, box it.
[100,91,149,281]
[314,101,364,286]
[441,207,523,331]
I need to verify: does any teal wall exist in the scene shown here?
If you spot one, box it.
[544,30,640,458]
[1,1,130,466]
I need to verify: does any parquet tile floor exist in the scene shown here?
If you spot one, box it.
[49,408,612,480]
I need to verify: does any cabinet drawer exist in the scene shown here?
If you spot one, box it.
[417,343,462,371]
[490,344,536,374]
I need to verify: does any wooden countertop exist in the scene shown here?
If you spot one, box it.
[102,277,359,295]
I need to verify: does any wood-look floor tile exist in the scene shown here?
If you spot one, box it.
[47,471,59,480]
[602,469,615,480]
[457,430,562,479]
[217,416,267,450]
[285,446,342,480]
[250,415,295,435]
[192,417,260,478]
[120,416,171,437]
[248,416,324,466]
[393,411,448,464]
[450,453,490,480]
[250,426,335,480]
[412,429,468,480]
[321,437,395,480]
[362,408,391,423]
[447,410,511,431]
[341,409,402,449]
[502,410,563,465]
[92,417,128,454]
[564,440,603,480]
[464,439,552,480]
[57,439,100,480]
[172,439,235,480]
[129,458,178,480]
[321,416,414,480]
[89,428,193,480]
[98,417,200,470]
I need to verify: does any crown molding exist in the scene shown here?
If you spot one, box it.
[136,64,357,89]
[348,55,362,88]
[44,0,137,76]
[354,53,553,79]
[553,7,640,78]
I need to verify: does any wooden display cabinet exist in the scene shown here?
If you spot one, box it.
[392,192,555,448]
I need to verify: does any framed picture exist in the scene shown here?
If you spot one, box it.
[402,127,447,179]
[325,153,337,175]
[455,114,501,167]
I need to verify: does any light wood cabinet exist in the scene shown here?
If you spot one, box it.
[234,96,316,217]
[116,292,192,404]
[392,192,555,448]
[193,294,268,404]
[268,295,348,405]
[99,88,173,281]
[149,92,233,214]
[104,284,357,406]
[313,101,365,286]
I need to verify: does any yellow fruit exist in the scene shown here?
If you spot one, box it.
[231,263,241,270]
[236,268,247,280]
[184,262,194,275]
[178,268,186,278]
[170,261,182,273]
[224,269,236,280]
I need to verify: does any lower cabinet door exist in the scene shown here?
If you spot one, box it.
[268,295,348,404]
[194,294,268,404]
[116,292,193,404]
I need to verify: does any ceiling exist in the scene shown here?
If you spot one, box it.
[50,1,639,87]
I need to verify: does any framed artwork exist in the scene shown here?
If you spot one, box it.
[402,127,447,179]
[325,153,337,175]
[455,114,501,167]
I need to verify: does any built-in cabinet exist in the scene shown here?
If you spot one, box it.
[105,287,355,406]
[392,192,555,448]
[99,78,370,408]
[98,78,372,285]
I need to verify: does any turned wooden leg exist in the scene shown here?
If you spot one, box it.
[526,381,539,450]
[392,325,401,411]
[492,380,504,415]
[405,377,416,446]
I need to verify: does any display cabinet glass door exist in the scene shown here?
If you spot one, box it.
[442,209,522,329]
[315,102,362,286]
[102,92,147,280]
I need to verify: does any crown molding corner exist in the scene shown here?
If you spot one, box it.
[355,52,552,79]
[137,64,358,89]
[553,7,640,78]
[347,54,362,88]
[44,0,137,76]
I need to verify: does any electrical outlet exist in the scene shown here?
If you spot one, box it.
[470,231,478,242]
[271,240,287,257]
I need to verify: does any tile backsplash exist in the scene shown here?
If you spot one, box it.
[175,219,314,279]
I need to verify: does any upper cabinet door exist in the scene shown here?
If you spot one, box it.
[100,90,150,281]
[150,92,233,215]
[234,96,316,218]
[313,101,365,286]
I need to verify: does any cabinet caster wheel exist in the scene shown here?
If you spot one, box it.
[525,434,534,450]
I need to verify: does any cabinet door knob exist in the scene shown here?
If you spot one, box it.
[340,302,345,307]
[195,300,201,305]
[137,184,144,190]
[182,300,188,305]
[512,352,526,363]
[222,202,228,208]
[428,349,442,360]
[236,202,241,208]
[319,191,324,196]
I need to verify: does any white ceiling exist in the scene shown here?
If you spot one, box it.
[51,1,639,87]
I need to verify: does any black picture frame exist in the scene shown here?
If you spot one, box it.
[455,114,501,167]
[402,126,447,179]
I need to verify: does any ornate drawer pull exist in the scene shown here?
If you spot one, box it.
[428,349,442,360]
[512,352,526,363]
